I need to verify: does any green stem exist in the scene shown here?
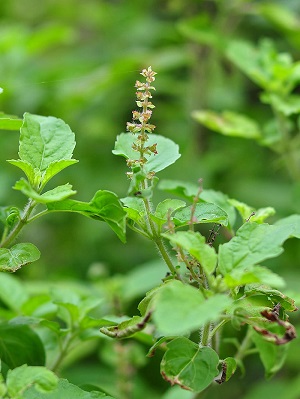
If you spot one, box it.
[200,322,211,347]
[50,331,76,373]
[154,235,178,277]
[234,326,253,363]
[0,199,36,248]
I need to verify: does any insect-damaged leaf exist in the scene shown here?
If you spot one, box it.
[161,337,219,392]
[0,243,40,272]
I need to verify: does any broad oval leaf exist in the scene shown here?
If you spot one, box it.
[153,280,232,336]
[19,113,76,172]
[161,337,219,392]
[0,243,40,272]
[173,203,228,227]
[218,222,299,275]
[0,323,45,368]
[113,133,180,173]
[7,365,58,398]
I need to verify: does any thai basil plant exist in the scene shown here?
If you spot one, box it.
[0,67,299,397]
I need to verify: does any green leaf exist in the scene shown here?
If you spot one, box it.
[14,178,76,203]
[274,214,300,238]
[192,110,261,139]
[251,330,288,378]
[47,190,127,242]
[228,199,275,223]
[7,160,36,186]
[224,266,285,289]
[173,203,228,227]
[0,323,45,367]
[223,357,237,382]
[161,337,219,392]
[0,243,40,272]
[153,280,232,336]
[201,190,236,230]
[244,286,297,312]
[158,179,199,201]
[0,273,29,312]
[0,112,23,131]
[41,159,79,187]
[19,113,76,172]
[24,378,111,399]
[153,199,186,227]
[162,231,217,274]
[6,365,58,399]
[261,93,300,116]
[121,196,146,227]
[113,133,181,173]
[218,222,299,275]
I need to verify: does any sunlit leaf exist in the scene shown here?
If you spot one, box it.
[19,113,76,171]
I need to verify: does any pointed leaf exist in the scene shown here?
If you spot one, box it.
[14,178,76,203]
[41,159,79,187]
[0,113,23,130]
[7,160,36,186]
[161,337,219,392]
[224,266,285,289]
[162,231,217,274]
[113,133,180,173]
[47,190,126,242]
[192,110,261,139]
[218,222,299,275]
[153,280,232,336]
[0,323,45,367]
[0,243,40,272]
[19,113,76,172]
[7,365,58,398]
[173,203,228,227]
[228,199,275,223]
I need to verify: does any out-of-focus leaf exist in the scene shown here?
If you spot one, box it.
[0,273,29,311]
[0,112,23,130]
[24,378,112,398]
[228,199,275,223]
[192,110,261,139]
[161,337,219,392]
[261,93,300,116]
[0,243,40,272]
[251,330,288,378]
[158,179,199,201]
[6,365,58,399]
[152,280,232,336]
[0,323,45,368]
[224,266,285,289]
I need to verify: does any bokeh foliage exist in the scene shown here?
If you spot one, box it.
[1,1,300,398]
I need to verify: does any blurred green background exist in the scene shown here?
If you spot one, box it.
[1,1,300,398]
